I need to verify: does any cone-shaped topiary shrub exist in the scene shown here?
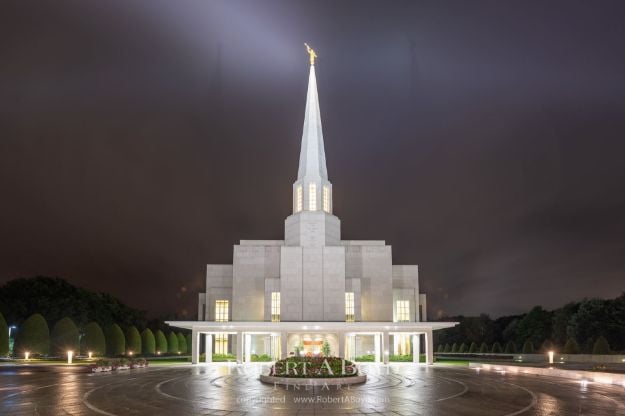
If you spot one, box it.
[82,322,106,356]
[479,342,488,353]
[177,333,187,354]
[592,336,610,355]
[51,317,79,356]
[563,337,580,354]
[468,342,478,353]
[125,326,141,355]
[491,342,502,354]
[459,343,467,353]
[437,344,444,353]
[443,343,451,353]
[155,330,167,354]
[141,328,155,355]
[451,343,458,353]
[504,341,516,354]
[106,324,125,356]
[186,334,191,353]
[522,340,534,354]
[15,313,49,356]
[167,331,179,354]
[0,312,8,356]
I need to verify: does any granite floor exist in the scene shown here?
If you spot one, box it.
[1,363,624,415]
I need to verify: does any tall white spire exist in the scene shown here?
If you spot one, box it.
[297,64,328,181]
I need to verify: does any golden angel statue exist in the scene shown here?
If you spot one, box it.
[304,43,317,65]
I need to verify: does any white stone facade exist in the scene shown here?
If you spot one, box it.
[169,59,456,365]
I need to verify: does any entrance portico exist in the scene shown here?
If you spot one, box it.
[168,321,455,365]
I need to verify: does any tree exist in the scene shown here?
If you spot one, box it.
[479,342,488,353]
[155,330,167,354]
[515,306,553,348]
[106,324,125,356]
[51,317,79,356]
[491,342,502,354]
[563,338,580,354]
[321,339,331,356]
[167,331,179,354]
[82,322,105,356]
[141,329,155,355]
[14,313,49,356]
[451,343,458,353]
[592,336,610,355]
[126,326,141,355]
[459,343,467,353]
[504,341,516,354]
[177,333,187,354]
[468,342,478,353]
[0,312,8,356]
[522,340,534,354]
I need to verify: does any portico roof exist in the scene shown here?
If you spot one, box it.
[166,320,458,333]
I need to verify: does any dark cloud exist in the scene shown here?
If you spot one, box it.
[1,0,624,318]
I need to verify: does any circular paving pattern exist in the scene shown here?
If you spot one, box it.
[1,363,625,415]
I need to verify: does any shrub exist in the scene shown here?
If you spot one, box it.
[177,333,187,354]
[141,329,156,355]
[212,353,236,362]
[563,338,580,354]
[522,340,534,354]
[167,331,179,354]
[592,336,610,355]
[389,354,413,362]
[15,313,49,356]
[251,353,272,362]
[155,330,167,354]
[354,354,375,362]
[51,317,79,356]
[126,326,141,355]
[451,343,458,353]
[458,343,467,353]
[185,334,191,353]
[468,342,478,353]
[443,344,451,353]
[491,342,502,354]
[504,341,516,354]
[0,312,8,356]
[106,324,125,356]
[437,344,443,353]
[82,322,106,356]
[321,339,331,356]
[479,342,488,353]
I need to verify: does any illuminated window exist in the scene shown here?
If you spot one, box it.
[396,300,410,322]
[295,185,303,212]
[215,333,228,354]
[308,183,317,210]
[215,300,229,322]
[323,186,330,213]
[271,292,280,322]
[345,292,355,322]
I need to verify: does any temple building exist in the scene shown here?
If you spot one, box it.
[167,47,456,365]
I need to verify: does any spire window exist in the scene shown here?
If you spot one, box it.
[323,186,330,213]
[308,183,317,211]
[295,185,303,212]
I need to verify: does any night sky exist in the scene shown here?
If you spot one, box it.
[2,1,625,320]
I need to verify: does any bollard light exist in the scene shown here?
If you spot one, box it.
[157,351,161,355]
[128,351,133,356]
[67,350,73,364]
[548,350,554,364]
[88,351,93,359]
[25,351,30,360]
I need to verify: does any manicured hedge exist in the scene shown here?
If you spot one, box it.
[106,324,125,356]
[126,326,141,355]
[167,331,179,354]
[15,313,50,356]
[177,333,187,354]
[0,312,8,356]
[82,322,106,356]
[141,328,155,355]
[155,330,167,354]
[51,317,79,356]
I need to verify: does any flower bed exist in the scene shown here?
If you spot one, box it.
[90,358,149,373]
[269,356,359,378]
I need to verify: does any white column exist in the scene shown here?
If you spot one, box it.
[383,332,390,364]
[413,334,420,363]
[244,333,252,363]
[191,328,200,364]
[280,332,288,359]
[374,333,381,363]
[425,329,434,365]
[205,334,212,363]
[236,332,243,364]
[337,332,345,358]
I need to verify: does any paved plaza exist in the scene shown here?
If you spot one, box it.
[1,363,624,415]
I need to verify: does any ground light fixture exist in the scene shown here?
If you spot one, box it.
[24,351,30,360]
[88,351,93,359]
[67,350,73,364]
[548,350,554,364]
[128,351,133,356]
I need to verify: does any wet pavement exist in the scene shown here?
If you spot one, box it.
[1,363,624,415]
